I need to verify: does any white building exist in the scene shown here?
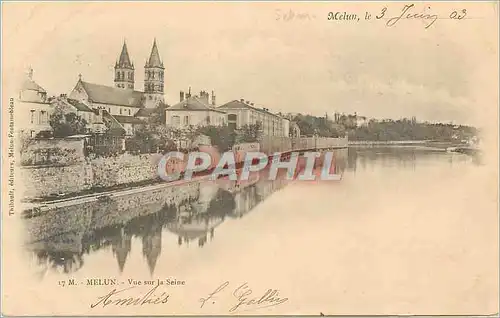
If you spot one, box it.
[166,94,226,129]
[217,99,290,137]
[17,68,53,137]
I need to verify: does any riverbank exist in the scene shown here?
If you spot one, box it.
[348,140,466,150]
[21,148,349,214]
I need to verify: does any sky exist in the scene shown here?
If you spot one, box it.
[3,2,498,126]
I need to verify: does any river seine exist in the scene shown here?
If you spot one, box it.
[23,146,497,314]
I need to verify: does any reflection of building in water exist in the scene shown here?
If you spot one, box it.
[142,225,162,275]
[125,205,176,275]
[167,213,223,248]
[191,182,219,214]
[110,227,132,273]
[29,231,85,277]
[29,154,351,275]
[225,170,290,219]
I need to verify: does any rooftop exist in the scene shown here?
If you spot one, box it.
[79,80,144,108]
[169,96,226,113]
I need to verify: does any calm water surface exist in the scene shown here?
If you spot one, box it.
[23,147,497,314]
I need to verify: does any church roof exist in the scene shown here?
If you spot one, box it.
[135,108,157,118]
[116,41,133,69]
[79,81,144,108]
[168,96,226,113]
[113,115,146,125]
[66,98,93,112]
[145,39,164,68]
[102,110,126,135]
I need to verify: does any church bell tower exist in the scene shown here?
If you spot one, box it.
[114,41,135,90]
[144,38,165,108]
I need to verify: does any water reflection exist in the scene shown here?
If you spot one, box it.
[25,149,348,276]
[25,147,477,276]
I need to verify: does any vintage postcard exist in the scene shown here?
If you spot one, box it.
[1,1,498,316]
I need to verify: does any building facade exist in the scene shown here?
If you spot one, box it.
[166,90,226,129]
[17,68,53,137]
[217,99,290,137]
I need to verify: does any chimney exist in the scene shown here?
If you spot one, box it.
[200,91,209,105]
[250,102,254,106]
[180,91,185,102]
[240,98,244,102]
[245,100,250,104]
[211,90,216,106]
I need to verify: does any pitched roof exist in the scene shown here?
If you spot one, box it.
[102,110,126,135]
[168,96,226,113]
[80,81,144,107]
[218,99,281,118]
[113,115,146,125]
[135,108,157,117]
[117,41,133,69]
[145,39,164,68]
[66,98,93,112]
[22,78,46,93]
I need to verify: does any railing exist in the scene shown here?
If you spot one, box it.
[259,136,348,154]
[348,140,433,145]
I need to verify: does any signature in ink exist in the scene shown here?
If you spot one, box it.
[199,281,289,312]
[90,285,170,308]
[199,281,230,308]
[229,282,289,312]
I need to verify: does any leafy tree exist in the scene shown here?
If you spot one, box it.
[18,131,35,156]
[237,122,262,143]
[197,125,237,152]
[49,105,87,137]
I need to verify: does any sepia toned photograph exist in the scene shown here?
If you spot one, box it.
[1,1,498,316]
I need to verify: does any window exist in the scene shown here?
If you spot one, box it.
[183,115,189,126]
[228,114,237,121]
[120,108,122,115]
[40,111,47,124]
[206,116,211,125]
[128,109,131,115]
[30,110,35,124]
[152,72,155,79]
[172,115,180,128]
[108,107,111,113]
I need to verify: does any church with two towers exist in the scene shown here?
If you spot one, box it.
[112,39,165,108]
[68,39,165,135]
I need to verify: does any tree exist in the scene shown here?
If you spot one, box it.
[18,131,35,156]
[197,125,237,152]
[237,122,262,143]
[49,105,87,137]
